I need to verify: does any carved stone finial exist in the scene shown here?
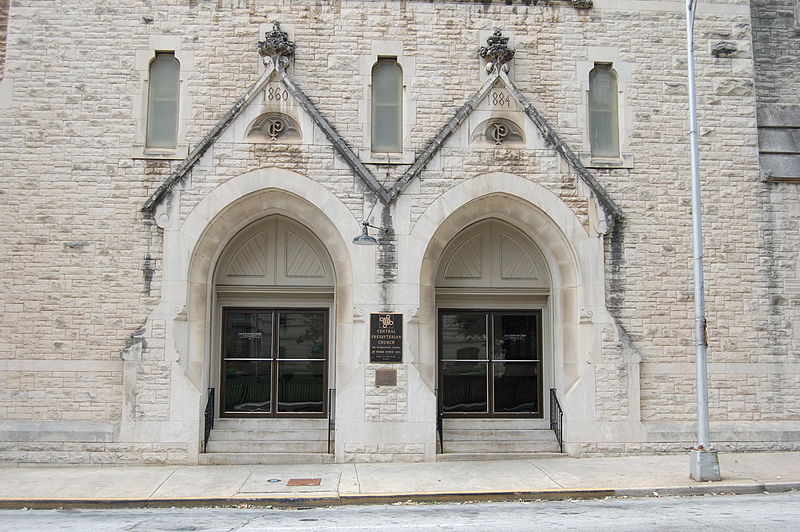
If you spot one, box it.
[479,29,515,74]
[258,21,295,69]
[571,0,593,8]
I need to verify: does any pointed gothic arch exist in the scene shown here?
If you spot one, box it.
[405,172,609,452]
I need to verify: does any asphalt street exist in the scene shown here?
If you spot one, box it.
[0,491,798,531]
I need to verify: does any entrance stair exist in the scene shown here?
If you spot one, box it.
[199,418,334,465]
[436,418,562,461]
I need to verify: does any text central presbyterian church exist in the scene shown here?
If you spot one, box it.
[0,0,798,465]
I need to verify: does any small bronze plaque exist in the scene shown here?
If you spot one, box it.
[287,478,321,486]
[375,369,397,387]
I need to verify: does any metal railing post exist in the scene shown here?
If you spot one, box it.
[549,388,563,454]
[203,388,215,453]
[327,388,336,455]
[435,389,443,454]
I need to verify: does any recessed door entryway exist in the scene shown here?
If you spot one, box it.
[202,213,337,464]
[433,218,561,459]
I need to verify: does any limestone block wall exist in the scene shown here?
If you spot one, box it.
[0,0,7,79]
[0,0,796,463]
[747,0,800,452]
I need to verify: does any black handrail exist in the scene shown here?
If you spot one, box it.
[435,388,443,454]
[203,387,215,453]
[549,388,563,453]
[327,388,336,454]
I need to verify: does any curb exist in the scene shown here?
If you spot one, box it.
[0,483,795,510]
[0,489,614,510]
[616,481,800,498]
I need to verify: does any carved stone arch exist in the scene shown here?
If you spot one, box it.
[470,117,525,147]
[246,112,302,143]
[436,219,549,290]
[407,173,607,444]
[154,168,358,460]
[214,216,334,288]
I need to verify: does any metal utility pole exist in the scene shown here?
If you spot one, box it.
[685,0,721,482]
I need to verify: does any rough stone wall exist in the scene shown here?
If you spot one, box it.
[751,0,799,105]
[0,0,794,463]
[0,0,7,79]
[750,0,800,429]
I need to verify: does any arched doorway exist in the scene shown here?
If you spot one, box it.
[436,219,551,421]
[434,218,562,457]
[212,215,335,419]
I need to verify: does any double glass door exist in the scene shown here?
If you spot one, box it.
[221,308,328,417]
[439,310,542,417]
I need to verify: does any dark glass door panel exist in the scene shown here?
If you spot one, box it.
[439,310,542,417]
[278,312,326,359]
[223,360,272,413]
[492,361,539,413]
[225,311,272,358]
[221,308,327,417]
[441,361,488,413]
[277,360,325,413]
[440,313,487,360]
[493,314,538,360]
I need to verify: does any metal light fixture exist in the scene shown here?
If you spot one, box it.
[352,221,385,246]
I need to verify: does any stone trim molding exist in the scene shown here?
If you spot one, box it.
[577,48,635,169]
[142,25,622,233]
[141,31,392,213]
[407,172,609,421]
[388,68,623,230]
[132,36,194,160]
[144,168,358,457]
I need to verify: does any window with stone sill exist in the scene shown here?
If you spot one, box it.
[371,57,403,153]
[146,52,180,150]
[588,63,620,159]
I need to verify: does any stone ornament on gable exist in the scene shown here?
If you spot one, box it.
[258,21,295,69]
[247,112,301,143]
[471,117,524,147]
[480,29,515,74]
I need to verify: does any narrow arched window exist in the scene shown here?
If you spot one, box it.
[371,58,403,153]
[589,64,619,158]
[146,52,180,149]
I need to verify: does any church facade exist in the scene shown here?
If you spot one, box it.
[0,0,798,465]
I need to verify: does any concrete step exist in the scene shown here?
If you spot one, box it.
[205,440,330,454]
[442,419,549,430]
[444,429,557,441]
[435,452,564,462]
[213,418,329,430]
[198,452,335,465]
[443,440,560,453]
[209,430,331,441]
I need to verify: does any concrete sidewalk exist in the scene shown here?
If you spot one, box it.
[0,452,798,508]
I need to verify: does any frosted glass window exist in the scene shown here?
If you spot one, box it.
[589,64,620,158]
[371,58,402,153]
[146,52,180,149]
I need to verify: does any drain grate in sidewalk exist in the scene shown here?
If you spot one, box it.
[287,478,321,487]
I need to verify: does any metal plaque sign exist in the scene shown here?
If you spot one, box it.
[375,369,398,387]
[369,313,403,363]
